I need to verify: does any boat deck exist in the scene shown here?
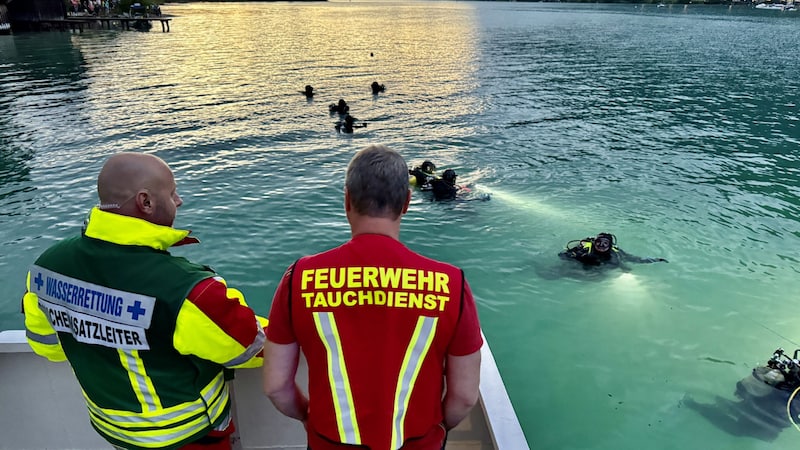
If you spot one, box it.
[0,330,529,449]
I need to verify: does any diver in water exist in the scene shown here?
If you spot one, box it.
[429,169,490,202]
[329,99,349,115]
[683,348,800,442]
[302,85,314,98]
[371,81,386,95]
[431,169,459,201]
[408,160,436,190]
[559,233,667,267]
[335,114,367,134]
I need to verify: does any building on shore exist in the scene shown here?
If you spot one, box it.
[0,3,11,34]
[2,0,67,32]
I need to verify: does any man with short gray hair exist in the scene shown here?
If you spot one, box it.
[263,144,483,450]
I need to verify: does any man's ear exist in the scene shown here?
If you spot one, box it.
[135,190,153,214]
[344,188,351,213]
[401,189,411,215]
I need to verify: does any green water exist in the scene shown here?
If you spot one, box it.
[1,2,799,448]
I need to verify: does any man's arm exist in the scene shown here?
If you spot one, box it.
[173,276,266,368]
[22,271,66,362]
[442,276,483,429]
[442,349,481,430]
[262,340,308,423]
[263,264,308,422]
[617,248,668,264]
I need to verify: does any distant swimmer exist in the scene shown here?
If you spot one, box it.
[330,98,350,115]
[302,85,314,98]
[335,114,367,134]
[430,169,490,202]
[408,160,436,190]
[558,232,667,268]
[371,81,386,95]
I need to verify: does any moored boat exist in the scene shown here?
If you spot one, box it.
[755,2,797,10]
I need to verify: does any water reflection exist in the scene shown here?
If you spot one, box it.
[0,33,90,216]
[0,148,34,208]
[0,33,85,81]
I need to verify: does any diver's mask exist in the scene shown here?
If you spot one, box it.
[594,235,612,253]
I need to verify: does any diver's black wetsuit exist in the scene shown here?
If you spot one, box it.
[371,82,386,94]
[430,178,457,201]
[559,238,666,266]
[409,168,434,189]
[335,115,365,134]
[330,100,349,114]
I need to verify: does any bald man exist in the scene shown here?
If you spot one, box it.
[22,152,266,450]
[96,152,182,227]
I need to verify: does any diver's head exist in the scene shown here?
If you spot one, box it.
[338,99,347,106]
[442,169,457,185]
[593,233,614,254]
[421,161,436,174]
[305,85,313,93]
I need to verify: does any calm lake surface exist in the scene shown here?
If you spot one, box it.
[2,2,800,448]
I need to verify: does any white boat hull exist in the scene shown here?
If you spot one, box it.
[0,330,528,449]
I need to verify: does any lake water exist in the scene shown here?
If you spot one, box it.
[2,2,800,448]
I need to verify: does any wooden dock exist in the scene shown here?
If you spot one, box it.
[17,16,171,33]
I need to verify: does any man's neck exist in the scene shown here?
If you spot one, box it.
[349,216,401,241]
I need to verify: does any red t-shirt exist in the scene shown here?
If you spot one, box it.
[267,234,482,450]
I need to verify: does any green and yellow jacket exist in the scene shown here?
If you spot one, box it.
[23,207,266,450]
